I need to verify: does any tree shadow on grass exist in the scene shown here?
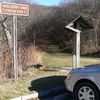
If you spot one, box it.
[81,51,100,58]
[28,76,66,92]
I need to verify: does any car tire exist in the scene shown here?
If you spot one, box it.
[73,82,100,100]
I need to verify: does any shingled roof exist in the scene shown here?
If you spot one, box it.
[65,15,93,30]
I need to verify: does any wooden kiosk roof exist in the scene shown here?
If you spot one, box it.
[66,16,93,30]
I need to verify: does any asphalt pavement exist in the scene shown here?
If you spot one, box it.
[33,85,77,100]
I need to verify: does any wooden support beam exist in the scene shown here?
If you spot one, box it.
[76,22,81,68]
[76,32,80,68]
[73,32,80,68]
[73,34,76,68]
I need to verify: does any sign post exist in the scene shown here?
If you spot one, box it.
[0,2,29,80]
[13,15,18,80]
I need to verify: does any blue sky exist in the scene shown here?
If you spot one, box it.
[33,0,61,6]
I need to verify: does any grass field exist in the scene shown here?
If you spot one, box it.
[0,52,100,100]
[43,52,100,68]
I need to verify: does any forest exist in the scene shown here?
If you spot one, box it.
[18,0,100,54]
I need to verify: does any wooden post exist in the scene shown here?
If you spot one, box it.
[76,22,81,68]
[76,31,80,68]
[73,32,80,68]
[73,34,76,68]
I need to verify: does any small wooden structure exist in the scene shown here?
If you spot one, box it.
[65,16,93,68]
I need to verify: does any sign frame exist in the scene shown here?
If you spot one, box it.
[0,2,29,16]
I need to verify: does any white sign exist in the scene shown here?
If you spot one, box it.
[0,2,29,16]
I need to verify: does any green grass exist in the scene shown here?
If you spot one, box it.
[80,56,100,66]
[43,52,100,68]
[43,52,72,69]
[0,52,100,100]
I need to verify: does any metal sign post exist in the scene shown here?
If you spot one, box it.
[13,15,18,80]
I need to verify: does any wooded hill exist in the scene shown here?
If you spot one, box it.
[17,0,100,55]
[1,0,100,54]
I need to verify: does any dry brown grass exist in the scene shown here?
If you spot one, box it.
[27,46,43,66]
[0,40,43,80]
[0,43,13,80]
[18,41,43,71]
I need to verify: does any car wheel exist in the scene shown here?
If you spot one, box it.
[73,82,100,100]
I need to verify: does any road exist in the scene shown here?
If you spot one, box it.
[40,93,76,100]
[33,85,77,100]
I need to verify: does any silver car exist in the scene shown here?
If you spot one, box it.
[65,64,100,100]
